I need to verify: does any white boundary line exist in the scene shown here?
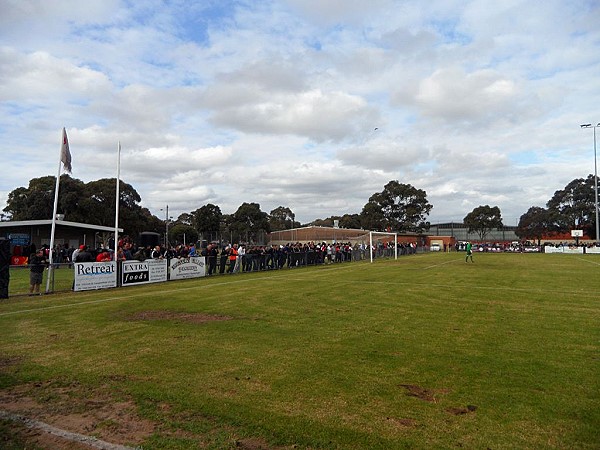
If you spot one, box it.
[0,409,137,450]
[575,256,600,266]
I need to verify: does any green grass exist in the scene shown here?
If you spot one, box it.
[1,253,599,449]
[7,264,74,296]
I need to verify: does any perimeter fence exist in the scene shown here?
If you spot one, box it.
[5,244,417,298]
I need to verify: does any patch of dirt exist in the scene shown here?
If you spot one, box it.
[446,405,478,415]
[124,310,233,324]
[399,384,449,403]
[0,379,293,450]
[0,356,22,369]
[385,416,419,428]
[0,381,155,449]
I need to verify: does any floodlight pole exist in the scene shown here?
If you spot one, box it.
[580,123,600,243]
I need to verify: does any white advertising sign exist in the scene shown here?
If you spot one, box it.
[121,259,168,287]
[169,256,206,280]
[544,245,584,254]
[74,261,117,292]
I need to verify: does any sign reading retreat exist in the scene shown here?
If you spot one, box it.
[74,261,117,292]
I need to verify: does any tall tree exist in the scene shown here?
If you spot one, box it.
[463,205,503,240]
[230,202,270,243]
[191,204,222,241]
[360,181,432,232]
[175,213,194,226]
[516,206,560,244]
[269,206,295,231]
[546,174,598,238]
[339,213,362,229]
[168,224,199,245]
[309,217,335,227]
[3,175,87,221]
[3,175,161,238]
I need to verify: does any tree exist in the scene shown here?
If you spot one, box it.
[360,200,385,230]
[229,202,270,243]
[3,175,88,221]
[191,204,222,242]
[463,205,503,240]
[175,213,194,226]
[3,176,162,238]
[546,175,598,239]
[516,207,560,245]
[168,224,199,245]
[4,176,56,220]
[360,181,432,232]
[308,214,362,229]
[80,178,149,237]
[339,214,362,229]
[269,206,295,231]
[3,186,32,220]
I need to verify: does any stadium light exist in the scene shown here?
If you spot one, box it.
[580,123,600,243]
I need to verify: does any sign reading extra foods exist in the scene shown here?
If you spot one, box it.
[121,259,168,286]
[169,256,206,280]
[74,261,117,291]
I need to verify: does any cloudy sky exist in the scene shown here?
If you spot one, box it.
[1,0,599,226]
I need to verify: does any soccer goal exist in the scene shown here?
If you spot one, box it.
[369,231,398,263]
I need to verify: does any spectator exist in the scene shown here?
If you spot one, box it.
[28,249,47,296]
[75,246,94,263]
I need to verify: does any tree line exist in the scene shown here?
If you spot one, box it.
[2,174,598,244]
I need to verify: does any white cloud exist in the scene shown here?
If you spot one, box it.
[1,0,599,228]
[414,67,519,122]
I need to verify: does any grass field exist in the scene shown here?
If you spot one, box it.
[1,252,599,449]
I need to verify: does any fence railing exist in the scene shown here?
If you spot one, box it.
[5,246,421,298]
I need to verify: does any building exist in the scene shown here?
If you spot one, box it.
[427,222,519,243]
[0,219,123,262]
[268,223,519,250]
[268,226,428,247]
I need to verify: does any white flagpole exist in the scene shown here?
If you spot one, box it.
[114,141,121,259]
[46,136,63,293]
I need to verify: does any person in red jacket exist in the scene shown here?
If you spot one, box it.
[96,249,112,262]
[227,244,238,273]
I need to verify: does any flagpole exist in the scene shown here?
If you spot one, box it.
[114,141,121,259]
[46,137,63,293]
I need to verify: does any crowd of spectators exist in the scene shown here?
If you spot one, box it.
[121,240,417,275]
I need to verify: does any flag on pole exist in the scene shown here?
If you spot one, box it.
[47,127,71,293]
[60,127,72,173]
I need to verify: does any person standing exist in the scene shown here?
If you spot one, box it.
[465,241,474,263]
[228,244,238,273]
[207,244,218,275]
[28,249,47,296]
[75,245,94,263]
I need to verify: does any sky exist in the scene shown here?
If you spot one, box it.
[1,0,599,227]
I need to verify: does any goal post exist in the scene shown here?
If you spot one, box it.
[369,231,398,263]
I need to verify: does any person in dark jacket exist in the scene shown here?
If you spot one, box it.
[29,249,47,296]
[75,245,94,263]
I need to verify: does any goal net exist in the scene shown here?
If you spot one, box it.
[369,231,398,263]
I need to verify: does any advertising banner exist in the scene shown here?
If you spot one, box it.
[544,246,584,254]
[74,261,117,291]
[121,259,168,287]
[169,256,206,280]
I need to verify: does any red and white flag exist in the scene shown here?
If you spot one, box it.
[60,127,72,173]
